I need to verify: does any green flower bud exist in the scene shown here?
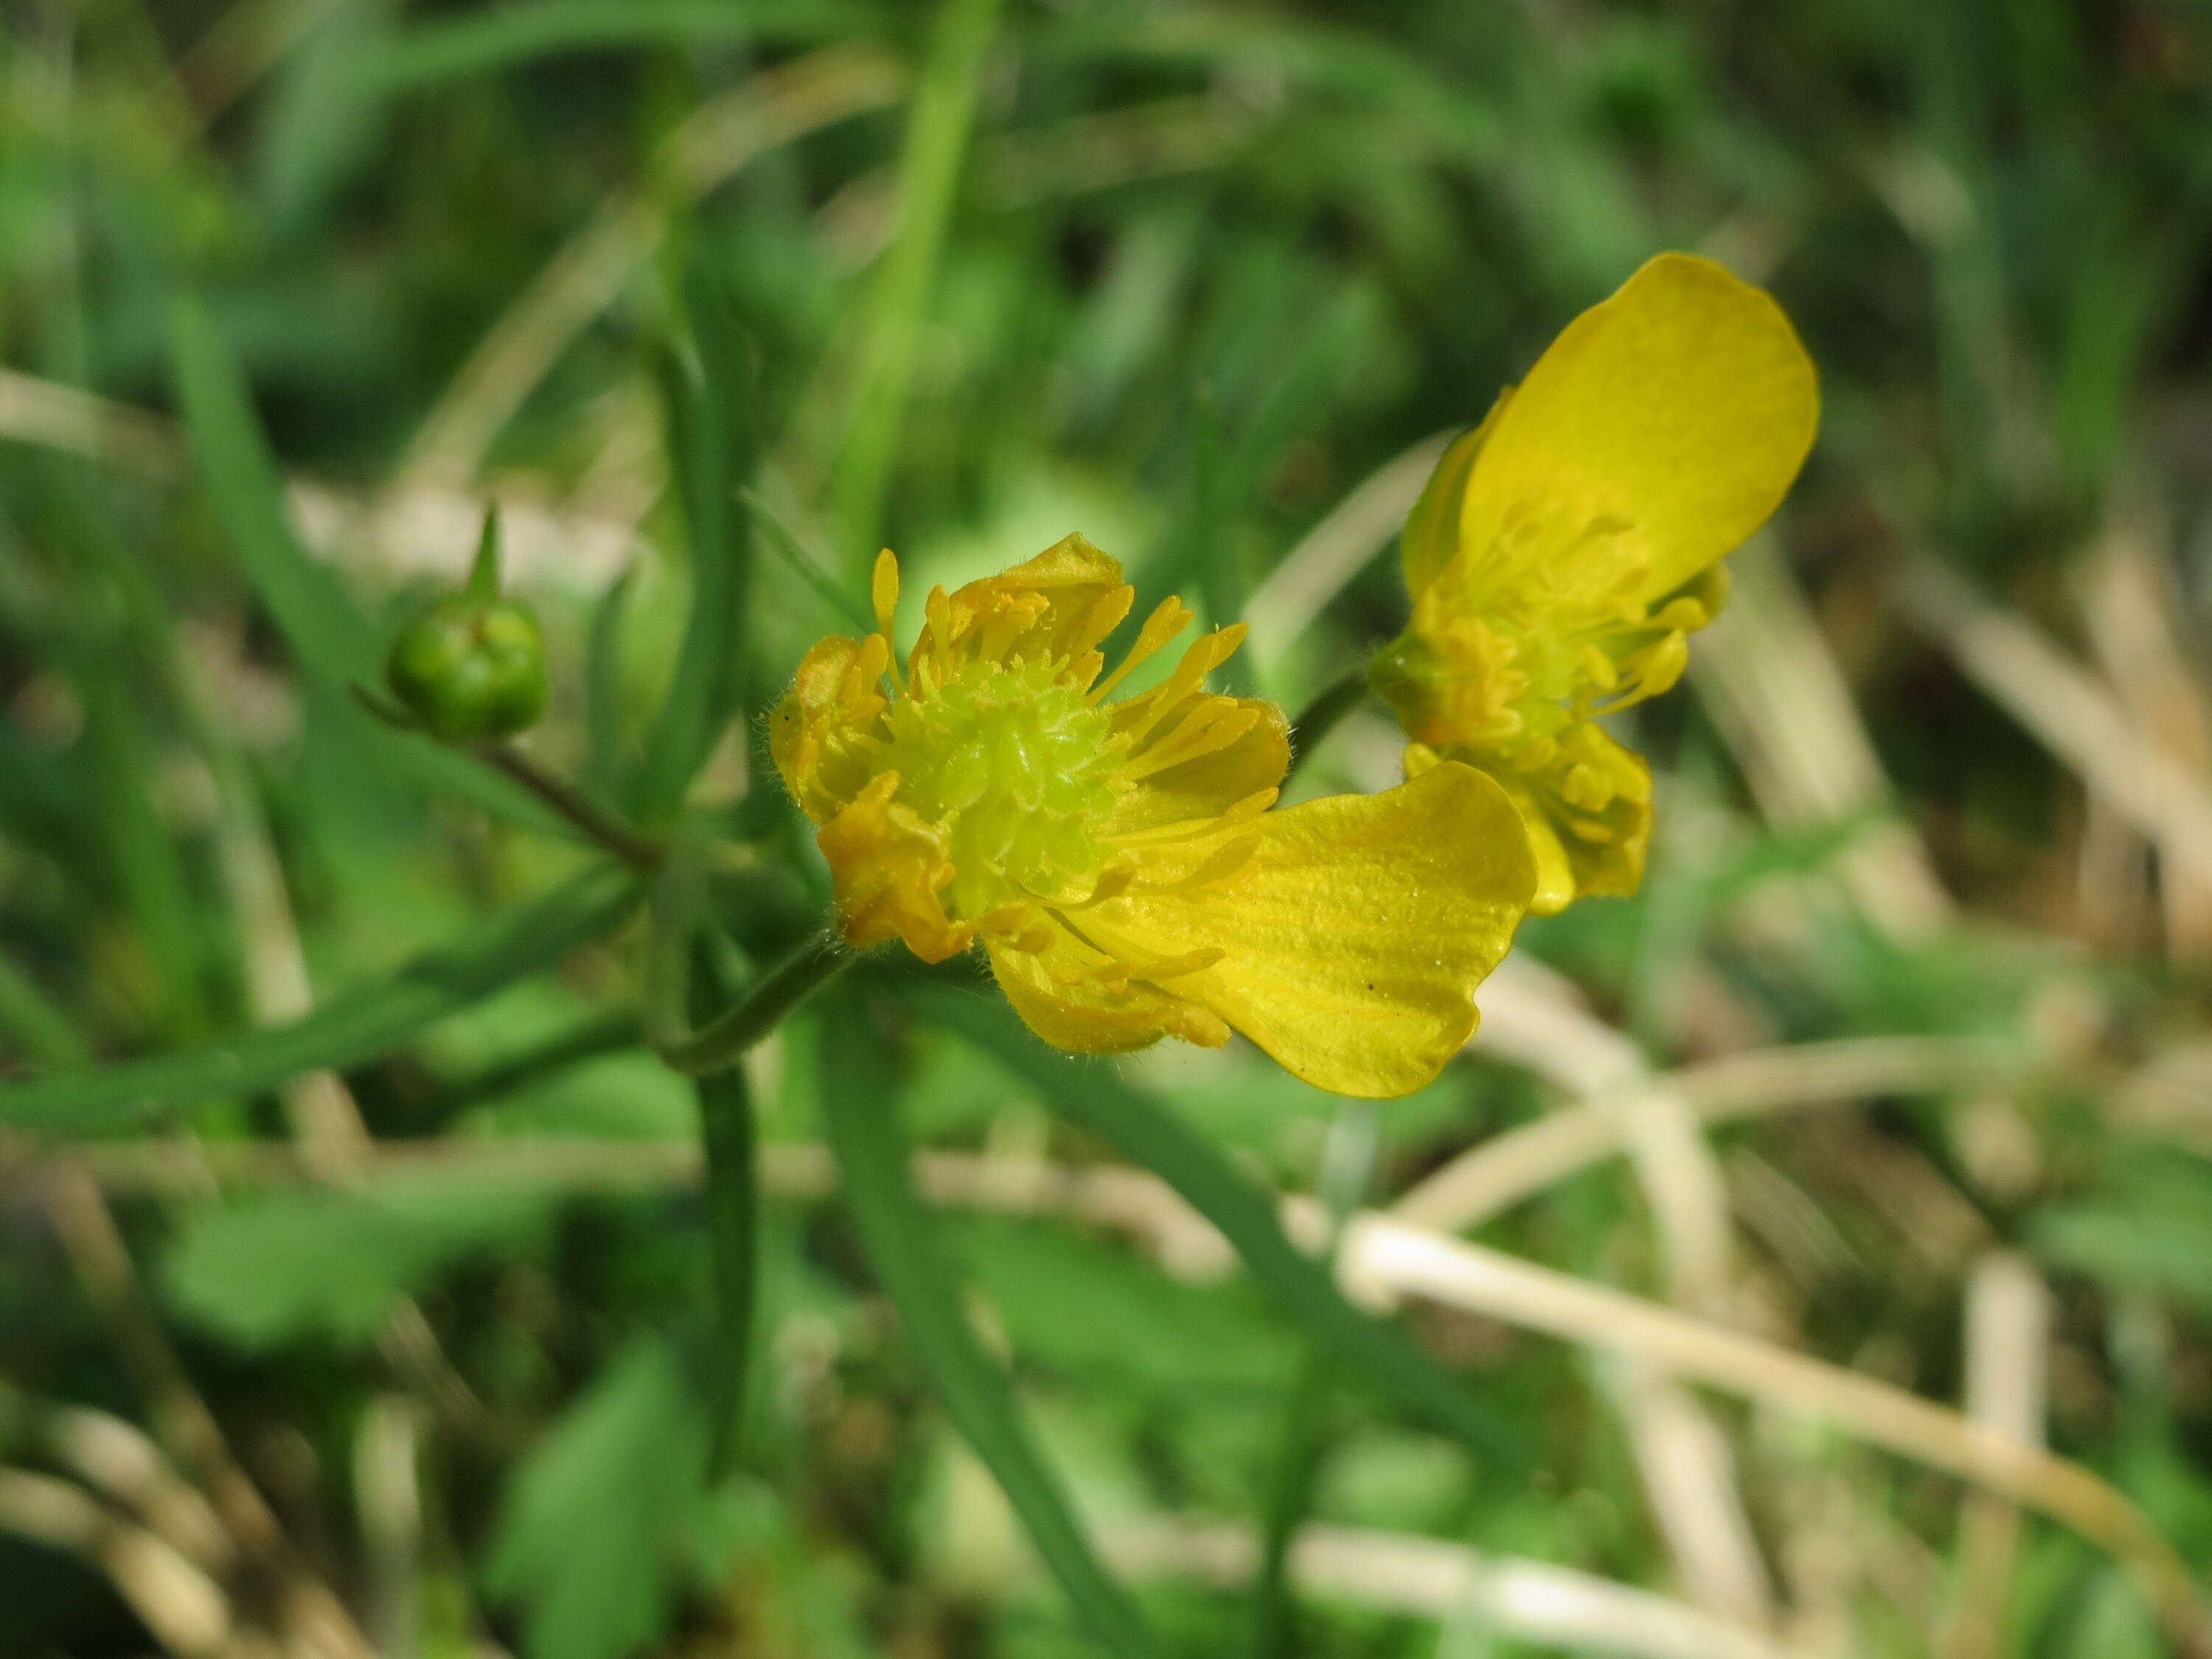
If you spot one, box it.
[384,509,549,742]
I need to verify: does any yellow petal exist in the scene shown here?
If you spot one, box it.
[1478,724,1651,916]
[1113,695,1290,834]
[1082,762,1535,1098]
[1400,389,1511,599]
[984,929,1230,1054]
[815,773,972,961]
[937,531,1130,674]
[1455,252,1818,606]
[771,633,890,822]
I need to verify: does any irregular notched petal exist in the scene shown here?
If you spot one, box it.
[933,532,1129,674]
[815,774,972,961]
[1454,251,1820,606]
[771,633,890,821]
[1079,762,1537,1099]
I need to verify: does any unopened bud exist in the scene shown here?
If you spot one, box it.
[384,509,548,742]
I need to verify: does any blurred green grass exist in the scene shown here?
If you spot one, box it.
[5,1,2212,1657]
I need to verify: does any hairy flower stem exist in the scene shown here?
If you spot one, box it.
[478,742,664,872]
[656,931,854,1075]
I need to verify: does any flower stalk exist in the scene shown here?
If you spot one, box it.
[655,931,854,1076]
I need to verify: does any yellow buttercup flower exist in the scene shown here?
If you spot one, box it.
[771,534,1534,1098]
[1371,252,1819,914]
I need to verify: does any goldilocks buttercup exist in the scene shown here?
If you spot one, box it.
[772,535,1534,1099]
[1371,253,1818,914]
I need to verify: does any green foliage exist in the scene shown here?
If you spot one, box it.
[484,1337,709,1659]
[2033,1150,2212,1316]
[917,987,1524,1476]
[6,1,2212,1654]
[961,1220,1297,1397]
[819,988,1155,1658]
[165,1177,557,1349]
[0,869,636,1133]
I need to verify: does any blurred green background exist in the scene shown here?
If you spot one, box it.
[6,1,2212,1656]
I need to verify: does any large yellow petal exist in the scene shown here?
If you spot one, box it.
[984,929,1230,1054]
[1081,762,1535,1098]
[1454,253,1818,606]
[1400,389,1511,599]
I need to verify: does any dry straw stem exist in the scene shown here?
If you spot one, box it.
[0,366,637,592]
[1940,1251,2053,1659]
[1610,1362,1777,1627]
[2078,506,2212,953]
[352,1397,423,1659]
[1104,1515,1814,1659]
[44,1168,376,1659]
[1241,430,1454,667]
[65,1027,2023,1254]
[55,1119,2199,1635]
[1462,967,1772,1621]
[1691,539,1953,941]
[1339,1216,2209,1651]
[0,1469,234,1659]
[1901,559,2212,893]
[395,45,905,495]
[1394,1031,2020,1236]
[184,643,372,1178]
[0,367,186,479]
[0,1380,231,1575]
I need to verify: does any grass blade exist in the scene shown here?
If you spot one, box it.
[818,988,1155,1659]
[698,1062,757,1476]
[1245,1353,1335,1658]
[834,0,1004,574]
[0,948,89,1072]
[633,267,756,821]
[584,568,635,804]
[372,0,871,91]
[167,293,573,841]
[690,936,761,1477]
[911,987,1526,1477]
[0,868,636,1135]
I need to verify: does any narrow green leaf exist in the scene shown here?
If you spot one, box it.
[166,293,574,841]
[1246,1354,1335,1659]
[32,458,223,1037]
[835,0,1005,574]
[698,1065,757,1476]
[435,1011,644,1114]
[72,619,219,1037]
[817,990,1154,1659]
[371,0,873,91]
[690,936,759,1477]
[170,295,378,679]
[584,568,635,803]
[746,492,873,634]
[0,948,89,1071]
[633,268,756,821]
[0,867,636,1134]
[911,987,1526,1476]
